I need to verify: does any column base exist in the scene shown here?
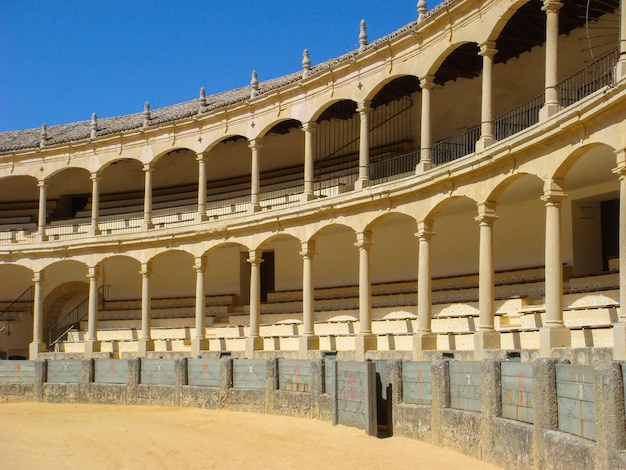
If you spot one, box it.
[194,213,208,223]
[88,227,101,237]
[137,339,155,357]
[355,333,377,361]
[191,338,210,357]
[475,136,495,152]
[615,59,626,83]
[248,204,262,214]
[539,325,570,358]
[141,222,154,231]
[473,329,501,360]
[612,321,626,360]
[36,233,48,243]
[29,341,47,360]
[354,178,371,191]
[539,103,562,121]
[300,192,317,203]
[412,331,437,361]
[298,335,319,359]
[245,336,264,359]
[415,161,432,174]
[84,339,101,357]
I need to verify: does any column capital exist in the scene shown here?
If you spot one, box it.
[542,0,563,13]
[194,256,207,271]
[37,179,48,189]
[613,165,626,180]
[87,265,100,279]
[32,271,44,283]
[355,231,373,249]
[614,147,626,168]
[415,220,435,239]
[248,138,262,150]
[142,163,154,173]
[300,240,317,258]
[301,121,317,133]
[478,41,498,58]
[419,75,436,90]
[475,201,498,224]
[90,171,101,182]
[196,152,207,162]
[541,178,567,203]
[140,262,152,276]
[247,250,264,265]
[357,101,372,114]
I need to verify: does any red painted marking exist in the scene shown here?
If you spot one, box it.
[518,371,525,407]
[349,373,357,383]
[203,363,209,380]
[109,362,115,378]
[294,364,300,385]
[417,368,423,396]
[14,363,21,377]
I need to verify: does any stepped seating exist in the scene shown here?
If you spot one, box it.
[569,272,619,292]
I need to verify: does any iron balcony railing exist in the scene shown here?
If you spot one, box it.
[0,286,34,334]
[493,94,544,141]
[431,126,480,166]
[370,149,421,184]
[559,48,619,108]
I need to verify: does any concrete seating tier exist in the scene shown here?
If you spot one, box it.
[569,272,620,292]
[562,289,620,309]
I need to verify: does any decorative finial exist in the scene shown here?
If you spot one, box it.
[250,70,259,98]
[91,113,98,139]
[359,19,367,52]
[302,49,311,78]
[199,87,206,106]
[40,123,48,147]
[143,101,151,128]
[417,0,427,22]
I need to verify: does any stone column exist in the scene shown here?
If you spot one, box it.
[355,231,376,360]
[417,76,435,172]
[612,153,626,359]
[29,271,46,359]
[249,139,262,213]
[299,240,319,358]
[138,262,154,356]
[539,0,563,120]
[89,172,101,236]
[245,250,263,357]
[355,102,372,191]
[36,180,48,242]
[142,163,154,230]
[413,220,436,360]
[301,121,317,202]
[192,256,209,357]
[84,265,101,356]
[474,202,500,359]
[476,42,497,151]
[195,153,208,222]
[615,0,626,81]
[539,179,570,356]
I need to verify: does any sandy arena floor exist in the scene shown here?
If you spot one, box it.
[0,402,502,469]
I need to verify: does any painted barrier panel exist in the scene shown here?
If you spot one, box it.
[324,356,336,395]
[402,361,432,405]
[278,359,311,392]
[140,359,176,385]
[333,361,377,435]
[556,364,595,441]
[501,362,534,424]
[233,359,266,389]
[94,359,128,384]
[188,359,221,387]
[449,361,482,412]
[47,359,82,383]
[0,360,36,384]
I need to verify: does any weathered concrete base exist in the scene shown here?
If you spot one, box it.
[298,335,319,359]
[473,330,501,360]
[539,325,570,357]
[551,347,613,364]
[612,321,626,360]
[245,336,263,359]
[355,333,377,361]
[191,338,209,358]
[84,340,101,356]
[29,341,47,360]
[412,331,437,361]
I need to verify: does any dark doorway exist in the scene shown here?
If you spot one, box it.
[374,360,392,437]
[601,199,618,271]
[260,251,275,303]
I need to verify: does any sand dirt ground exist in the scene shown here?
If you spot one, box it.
[0,402,502,470]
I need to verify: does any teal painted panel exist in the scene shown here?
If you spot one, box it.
[94,360,128,384]
[556,364,596,441]
[324,357,336,395]
[449,361,482,412]
[501,362,534,424]
[335,361,376,434]
[188,359,221,387]
[47,360,82,383]
[0,360,36,384]
[278,359,311,392]
[140,359,176,385]
[233,359,266,390]
[403,361,432,405]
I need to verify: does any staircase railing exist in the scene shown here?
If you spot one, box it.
[48,285,109,348]
[0,286,34,334]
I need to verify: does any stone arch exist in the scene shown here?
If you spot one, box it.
[99,255,142,301]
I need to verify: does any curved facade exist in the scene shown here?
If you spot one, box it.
[1,0,625,362]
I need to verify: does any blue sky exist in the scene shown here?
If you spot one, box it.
[0,1,440,132]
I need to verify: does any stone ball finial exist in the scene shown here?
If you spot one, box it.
[40,123,48,147]
[91,113,98,139]
[359,19,367,52]
[143,101,151,128]
[417,0,427,22]
[302,49,311,78]
[250,70,259,98]
[199,87,207,106]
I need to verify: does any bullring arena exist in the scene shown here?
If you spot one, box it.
[1,0,626,468]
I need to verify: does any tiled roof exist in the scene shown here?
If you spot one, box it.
[0,2,454,154]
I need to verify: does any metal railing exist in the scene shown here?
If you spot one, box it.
[493,93,544,141]
[370,148,420,184]
[260,184,303,210]
[48,285,109,347]
[0,286,34,334]
[206,193,251,219]
[431,126,480,166]
[559,48,619,108]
